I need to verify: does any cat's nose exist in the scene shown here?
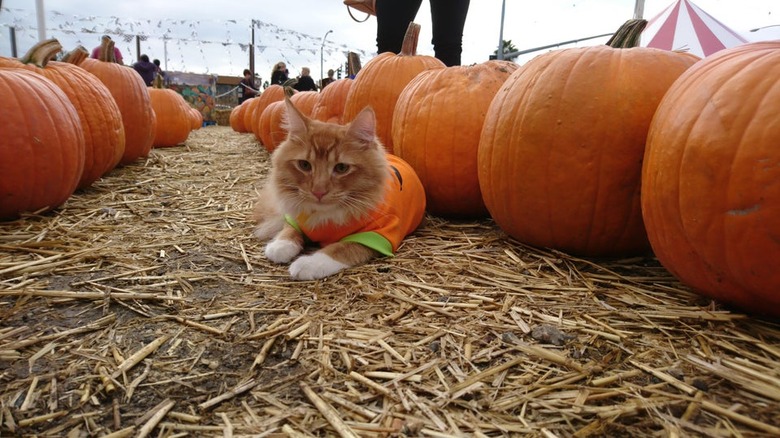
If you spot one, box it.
[312,190,328,201]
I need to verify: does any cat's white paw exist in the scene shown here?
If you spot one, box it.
[289,252,348,280]
[265,238,302,264]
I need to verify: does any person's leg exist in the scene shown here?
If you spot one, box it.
[376,0,423,54]
[429,0,470,66]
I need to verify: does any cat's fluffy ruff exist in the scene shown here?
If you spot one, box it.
[253,98,392,280]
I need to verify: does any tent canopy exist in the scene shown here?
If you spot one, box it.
[640,0,748,57]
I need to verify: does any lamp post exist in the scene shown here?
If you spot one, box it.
[497,0,506,60]
[320,29,333,89]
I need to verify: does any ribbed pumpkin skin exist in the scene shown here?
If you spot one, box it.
[247,85,285,139]
[258,100,286,153]
[0,42,125,189]
[478,46,699,257]
[291,91,319,117]
[80,58,155,165]
[342,24,445,153]
[0,69,85,220]
[149,88,192,147]
[642,42,780,316]
[311,78,352,124]
[189,107,203,130]
[230,100,250,132]
[258,92,318,153]
[393,60,518,218]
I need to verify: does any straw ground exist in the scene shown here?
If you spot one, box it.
[1,126,778,437]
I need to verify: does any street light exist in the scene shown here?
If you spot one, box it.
[320,29,333,89]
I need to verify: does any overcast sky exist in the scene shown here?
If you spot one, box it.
[1,0,778,80]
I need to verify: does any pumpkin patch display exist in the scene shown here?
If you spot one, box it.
[393,60,518,218]
[230,100,251,132]
[76,42,156,165]
[478,45,699,257]
[642,41,780,317]
[311,78,353,124]
[0,69,85,220]
[0,39,125,189]
[342,22,445,153]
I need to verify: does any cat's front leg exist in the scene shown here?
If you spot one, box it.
[289,242,378,280]
[265,224,304,264]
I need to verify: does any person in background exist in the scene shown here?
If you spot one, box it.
[375,0,470,67]
[238,69,259,104]
[270,62,289,85]
[293,67,318,92]
[132,54,157,86]
[153,58,166,83]
[320,69,336,89]
[91,34,124,65]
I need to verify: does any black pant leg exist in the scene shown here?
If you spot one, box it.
[376,0,424,54]
[429,0,470,66]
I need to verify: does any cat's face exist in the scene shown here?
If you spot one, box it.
[269,99,389,226]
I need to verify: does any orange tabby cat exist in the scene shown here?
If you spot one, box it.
[253,98,426,280]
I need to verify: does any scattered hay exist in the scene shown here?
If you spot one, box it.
[1,126,778,437]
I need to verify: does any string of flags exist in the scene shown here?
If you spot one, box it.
[0,6,373,77]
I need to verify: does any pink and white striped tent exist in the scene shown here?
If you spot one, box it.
[640,0,748,58]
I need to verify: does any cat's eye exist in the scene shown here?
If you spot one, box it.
[297,160,312,172]
[333,163,350,174]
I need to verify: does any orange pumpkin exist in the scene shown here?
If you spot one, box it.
[149,87,192,147]
[189,107,203,130]
[246,84,285,138]
[258,91,319,153]
[0,39,125,189]
[393,60,518,218]
[291,91,319,117]
[478,45,699,257]
[230,100,251,132]
[311,78,352,124]
[642,41,780,316]
[258,100,286,153]
[342,22,445,153]
[0,69,85,220]
[76,42,155,165]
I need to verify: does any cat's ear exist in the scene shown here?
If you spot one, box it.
[345,106,377,145]
[283,96,308,138]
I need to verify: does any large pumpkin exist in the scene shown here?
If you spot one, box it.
[149,87,192,147]
[642,41,780,316]
[75,42,156,165]
[0,39,125,189]
[230,99,251,132]
[311,78,352,124]
[478,45,699,257]
[258,92,319,153]
[0,69,85,220]
[257,100,286,153]
[393,60,518,218]
[246,84,285,138]
[342,22,445,153]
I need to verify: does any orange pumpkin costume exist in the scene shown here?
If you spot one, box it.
[285,155,426,256]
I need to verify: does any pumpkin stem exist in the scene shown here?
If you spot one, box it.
[282,78,298,97]
[152,72,164,88]
[61,46,89,65]
[19,38,63,68]
[399,22,421,56]
[95,39,118,63]
[606,19,648,48]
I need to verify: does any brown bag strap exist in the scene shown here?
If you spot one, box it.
[347,5,371,23]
